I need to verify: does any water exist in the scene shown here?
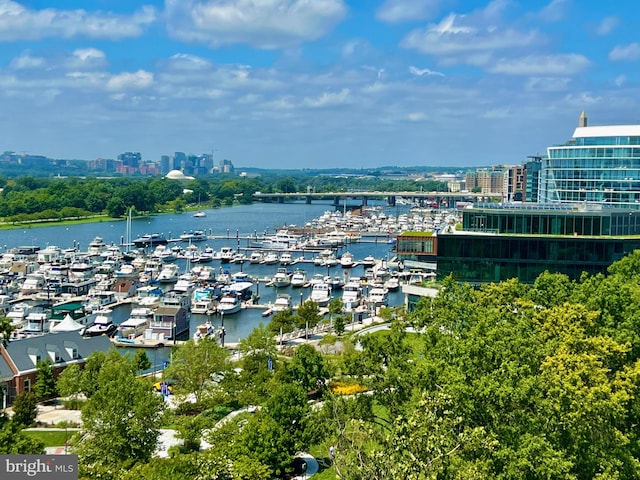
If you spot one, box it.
[5,201,404,367]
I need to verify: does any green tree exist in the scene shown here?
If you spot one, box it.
[328,297,343,322]
[163,337,230,403]
[0,412,44,454]
[295,300,322,330]
[34,358,57,401]
[56,363,82,399]
[286,344,329,393]
[78,351,164,475]
[0,315,14,346]
[133,350,152,373]
[11,391,38,427]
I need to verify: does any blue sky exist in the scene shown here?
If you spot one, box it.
[1,0,639,169]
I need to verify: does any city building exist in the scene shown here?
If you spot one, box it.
[539,112,640,208]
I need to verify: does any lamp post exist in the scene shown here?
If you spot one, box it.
[220,311,225,347]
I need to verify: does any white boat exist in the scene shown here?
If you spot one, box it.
[84,291,116,313]
[310,282,332,307]
[22,308,51,334]
[279,252,293,265]
[158,264,180,283]
[180,230,207,242]
[119,308,153,338]
[361,256,376,268]
[290,269,307,288]
[152,245,177,263]
[271,268,292,288]
[219,247,235,264]
[340,251,355,268]
[384,275,400,291]
[217,292,241,315]
[249,251,264,264]
[366,284,389,307]
[341,279,362,311]
[262,252,279,265]
[198,246,216,263]
[114,263,138,279]
[323,254,339,267]
[272,293,292,313]
[193,211,206,218]
[83,309,117,337]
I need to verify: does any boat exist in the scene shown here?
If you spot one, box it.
[83,309,118,337]
[326,275,345,290]
[217,292,242,315]
[271,268,292,288]
[198,246,216,263]
[158,264,180,283]
[361,256,376,268]
[22,307,51,335]
[262,252,279,265]
[341,279,363,311]
[218,247,235,264]
[272,293,292,313]
[366,284,389,307]
[249,251,264,264]
[180,230,207,242]
[310,282,332,307]
[84,291,116,313]
[384,275,400,291]
[223,281,254,301]
[119,307,153,338]
[151,244,177,263]
[279,252,293,265]
[290,269,307,288]
[193,211,206,218]
[133,233,168,248]
[340,251,355,268]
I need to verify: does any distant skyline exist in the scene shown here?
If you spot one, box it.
[1,0,640,168]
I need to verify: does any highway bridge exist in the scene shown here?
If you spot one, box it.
[252,191,503,208]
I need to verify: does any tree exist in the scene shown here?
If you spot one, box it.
[56,363,82,399]
[0,412,44,454]
[295,300,322,330]
[334,314,346,336]
[11,391,38,427]
[328,297,343,322]
[133,350,152,373]
[0,315,14,347]
[163,337,230,403]
[286,344,329,392]
[34,358,57,402]
[78,350,164,475]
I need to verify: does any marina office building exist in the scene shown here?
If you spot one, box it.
[397,113,640,283]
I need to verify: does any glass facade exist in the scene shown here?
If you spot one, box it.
[541,131,640,208]
[436,234,640,284]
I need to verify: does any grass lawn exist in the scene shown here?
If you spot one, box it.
[22,430,76,447]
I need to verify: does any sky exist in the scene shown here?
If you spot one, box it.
[1,0,640,169]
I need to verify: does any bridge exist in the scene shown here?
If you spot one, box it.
[252,191,503,208]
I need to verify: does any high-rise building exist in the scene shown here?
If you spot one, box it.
[117,152,141,169]
[539,112,640,208]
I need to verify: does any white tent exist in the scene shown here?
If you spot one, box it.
[50,314,84,332]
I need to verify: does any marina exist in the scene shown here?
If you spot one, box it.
[0,201,452,368]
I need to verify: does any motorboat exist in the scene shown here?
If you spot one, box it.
[198,246,216,263]
[180,230,207,242]
[84,291,116,313]
[249,251,264,264]
[151,245,177,263]
[340,251,355,268]
[272,293,292,313]
[193,211,206,218]
[310,282,332,307]
[217,292,241,315]
[384,275,400,291]
[158,264,180,283]
[290,269,307,288]
[341,279,363,311]
[361,256,376,268]
[83,309,118,337]
[366,284,389,307]
[279,252,293,265]
[262,252,279,265]
[326,275,345,291]
[22,308,51,335]
[133,233,168,248]
[271,268,292,288]
[218,247,235,264]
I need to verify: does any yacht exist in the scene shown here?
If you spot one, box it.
[133,233,167,248]
[217,292,241,315]
[84,291,116,313]
[218,247,235,264]
[279,252,293,266]
[384,275,400,291]
[262,252,279,265]
[366,284,389,307]
[341,279,363,311]
[198,246,216,263]
[290,269,307,288]
[272,293,292,313]
[151,245,177,263]
[158,264,180,283]
[7,302,32,327]
[83,309,117,337]
[193,211,206,218]
[249,251,264,264]
[191,287,216,315]
[340,251,355,268]
[180,230,207,242]
[22,308,51,335]
[361,256,376,268]
[271,268,292,288]
[310,282,332,307]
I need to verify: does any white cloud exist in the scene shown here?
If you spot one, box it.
[609,43,640,62]
[0,1,157,40]
[595,16,618,36]
[489,54,590,76]
[376,0,442,24]
[401,12,540,56]
[614,75,626,87]
[106,70,154,91]
[409,65,444,77]
[524,77,571,92]
[536,0,568,23]
[303,88,351,108]
[407,112,426,121]
[9,52,44,70]
[165,0,347,49]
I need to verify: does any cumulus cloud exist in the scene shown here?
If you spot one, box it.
[106,70,154,91]
[609,43,640,62]
[9,52,44,70]
[409,65,444,77]
[536,0,568,23]
[595,16,618,36]
[489,54,590,75]
[376,0,442,24]
[0,1,157,40]
[165,0,347,49]
[401,12,540,57]
[303,88,351,108]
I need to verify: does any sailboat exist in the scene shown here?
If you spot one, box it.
[193,193,206,217]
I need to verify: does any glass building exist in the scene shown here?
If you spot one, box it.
[540,112,640,208]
